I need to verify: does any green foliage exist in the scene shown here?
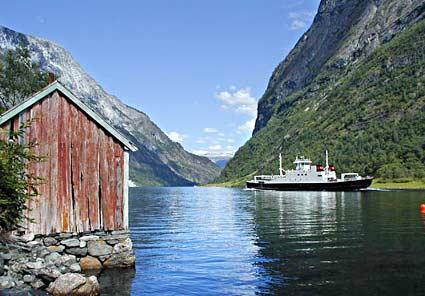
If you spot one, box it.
[219,19,425,183]
[0,46,49,109]
[0,122,43,233]
[0,45,47,233]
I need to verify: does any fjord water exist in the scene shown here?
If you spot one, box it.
[100,187,425,295]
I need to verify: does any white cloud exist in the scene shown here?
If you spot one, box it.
[291,20,307,30]
[289,11,315,30]
[208,145,222,151]
[238,118,256,133]
[218,132,225,137]
[192,146,236,159]
[195,139,206,144]
[203,127,219,133]
[216,87,257,117]
[166,131,188,143]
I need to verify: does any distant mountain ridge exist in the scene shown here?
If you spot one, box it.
[219,0,425,184]
[0,25,221,186]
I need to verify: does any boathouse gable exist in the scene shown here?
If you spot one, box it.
[0,81,137,235]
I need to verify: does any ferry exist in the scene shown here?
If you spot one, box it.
[246,151,373,191]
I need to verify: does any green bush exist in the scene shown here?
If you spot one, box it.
[0,123,43,233]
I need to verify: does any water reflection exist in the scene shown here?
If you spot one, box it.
[97,268,135,295]
[98,188,425,296]
[250,190,425,295]
[128,187,262,295]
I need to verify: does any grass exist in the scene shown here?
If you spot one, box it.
[371,179,425,190]
[203,174,253,188]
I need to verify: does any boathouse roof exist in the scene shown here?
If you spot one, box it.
[0,81,138,152]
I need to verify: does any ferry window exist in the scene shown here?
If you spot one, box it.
[318,174,322,177]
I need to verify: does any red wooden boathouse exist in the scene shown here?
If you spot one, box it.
[0,81,137,235]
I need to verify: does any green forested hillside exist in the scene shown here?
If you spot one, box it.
[219,19,425,183]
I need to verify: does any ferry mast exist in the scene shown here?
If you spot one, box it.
[279,153,284,176]
[325,150,329,174]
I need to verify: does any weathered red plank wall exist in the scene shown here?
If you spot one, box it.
[0,91,126,235]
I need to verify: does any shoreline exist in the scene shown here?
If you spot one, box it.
[204,179,425,191]
[370,180,425,191]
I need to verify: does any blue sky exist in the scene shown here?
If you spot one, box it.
[2,0,320,159]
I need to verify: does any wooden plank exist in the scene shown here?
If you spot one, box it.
[27,102,42,234]
[49,92,60,233]
[57,95,65,232]
[24,108,34,233]
[58,96,72,232]
[65,99,73,233]
[99,129,112,230]
[69,101,80,233]
[108,137,118,230]
[39,96,50,234]
[75,107,83,232]
[84,119,100,231]
[105,137,113,230]
[29,100,43,234]
[123,151,129,229]
[37,95,49,234]
[77,106,90,232]
[115,142,124,229]
[34,101,46,235]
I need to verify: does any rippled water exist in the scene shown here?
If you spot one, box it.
[99,187,425,295]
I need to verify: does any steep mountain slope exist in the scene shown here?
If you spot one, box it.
[0,25,220,186]
[219,0,425,183]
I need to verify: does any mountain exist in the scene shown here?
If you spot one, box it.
[0,25,221,186]
[207,157,231,169]
[214,159,230,169]
[219,0,425,184]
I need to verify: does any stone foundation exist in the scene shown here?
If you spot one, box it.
[0,230,135,295]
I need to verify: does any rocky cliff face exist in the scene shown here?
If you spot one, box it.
[254,0,425,134]
[220,0,425,183]
[0,25,220,186]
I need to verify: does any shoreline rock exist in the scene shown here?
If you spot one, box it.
[0,230,135,295]
[47,273,100,296]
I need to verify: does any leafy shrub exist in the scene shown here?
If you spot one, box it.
[0,123,43,233]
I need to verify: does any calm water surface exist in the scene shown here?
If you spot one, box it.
[99,187,425,295]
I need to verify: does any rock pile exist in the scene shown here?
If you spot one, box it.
[0,230,135,295]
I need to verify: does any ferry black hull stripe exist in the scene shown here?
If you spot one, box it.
[246,178,373,191]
